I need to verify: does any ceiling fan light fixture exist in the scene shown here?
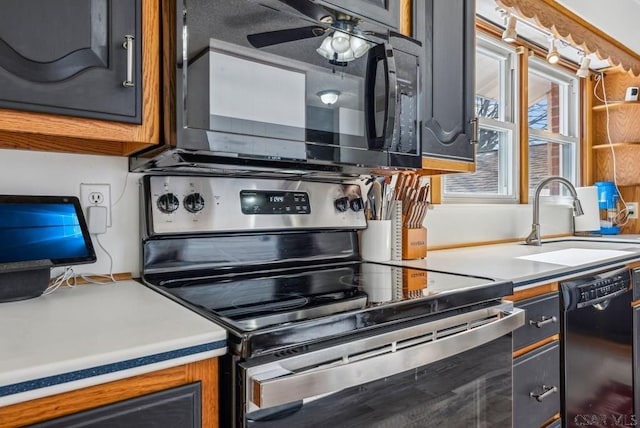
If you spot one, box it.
[350,36,370,58]
[316,36,334,60]
[317,90,341,105]
[331,31,351,53]
[546,38,560,64]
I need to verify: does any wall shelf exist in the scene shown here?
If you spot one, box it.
[592,101,640,111]
[592,142,640,149]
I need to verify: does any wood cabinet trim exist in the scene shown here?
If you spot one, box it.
[505,283,559,302]
[513,335,559,358]
[0,358,218,428]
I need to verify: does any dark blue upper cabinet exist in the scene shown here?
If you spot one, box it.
[416,0,476,163]
[318,0,401,30]
[0,0,142,124]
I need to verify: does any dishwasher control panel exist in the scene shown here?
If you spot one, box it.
[561,268,631,310]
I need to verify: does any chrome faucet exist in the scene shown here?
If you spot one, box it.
[525,176,584,246]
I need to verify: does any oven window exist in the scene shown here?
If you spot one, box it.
[245,336,512,427]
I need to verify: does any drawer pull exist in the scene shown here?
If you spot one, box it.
[529,316,557,328]
[529,385,558,402]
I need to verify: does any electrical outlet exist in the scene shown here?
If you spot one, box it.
[80,183,112,227]
[628,202,639,220]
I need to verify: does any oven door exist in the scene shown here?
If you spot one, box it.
[240,303,524,428]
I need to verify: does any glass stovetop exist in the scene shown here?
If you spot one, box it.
[152,262,510,332]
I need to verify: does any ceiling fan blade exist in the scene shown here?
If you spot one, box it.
[247,26,325,48]
[278,0,334,23]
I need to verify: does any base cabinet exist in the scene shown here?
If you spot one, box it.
[28,383,201,428]
[513,342,561,428]
[510,288,562,428]
[0,358,218,428]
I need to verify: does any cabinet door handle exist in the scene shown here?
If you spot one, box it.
[529,315,557,328]
[529,385,558,402]
[469,117,478,144]
[122,35,135,88]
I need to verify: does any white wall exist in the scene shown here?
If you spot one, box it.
[0,149,141,277]
[424,203,574,247]
[0,148,577,275]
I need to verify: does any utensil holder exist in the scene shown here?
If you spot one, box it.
[360,220,392,262]
[402,227,427,260]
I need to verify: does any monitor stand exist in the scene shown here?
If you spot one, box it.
[0,260,53,303]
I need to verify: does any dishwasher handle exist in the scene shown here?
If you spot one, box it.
[250,308,525,409]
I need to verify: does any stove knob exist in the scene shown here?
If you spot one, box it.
[184,193,205,213]
[334,196,350,212]
[157,193,180,214]
[349,197,364,212]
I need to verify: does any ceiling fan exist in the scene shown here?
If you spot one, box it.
[246,0,372,64]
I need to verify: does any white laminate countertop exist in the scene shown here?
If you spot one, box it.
[0,280,227,407]
[392,236,640,288]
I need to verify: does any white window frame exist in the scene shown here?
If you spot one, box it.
[527,57,580,194]
[443,35,519,203]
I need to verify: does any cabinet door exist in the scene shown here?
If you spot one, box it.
[318,0,400,30]
[0,0,142,124]
[416,0,476,162]
[28,383,202,428]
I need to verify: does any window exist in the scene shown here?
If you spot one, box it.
[442,32,580,204]
[527,58,579,197]
[443,35,518,202]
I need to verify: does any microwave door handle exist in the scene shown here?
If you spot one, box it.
[365,44,398,150]
[250,307,524,409]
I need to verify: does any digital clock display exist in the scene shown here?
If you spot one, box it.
[240,190,310,215]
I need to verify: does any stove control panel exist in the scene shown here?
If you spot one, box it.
[240,190,310,215]
[145,175,367,235]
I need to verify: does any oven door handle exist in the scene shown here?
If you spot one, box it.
[250,307,524,409]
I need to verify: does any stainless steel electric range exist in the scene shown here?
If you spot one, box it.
[139,174,524,428]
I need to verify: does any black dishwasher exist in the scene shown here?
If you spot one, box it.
[560,267,634,427]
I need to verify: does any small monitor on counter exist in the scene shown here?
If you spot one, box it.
[0,195,96,302]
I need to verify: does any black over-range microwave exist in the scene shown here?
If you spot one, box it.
[131,0,422,175]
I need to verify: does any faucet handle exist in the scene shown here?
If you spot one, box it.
[573,198,584,216]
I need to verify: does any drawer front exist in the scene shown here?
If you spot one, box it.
[514,342,561,428]
[514,293,560,350]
